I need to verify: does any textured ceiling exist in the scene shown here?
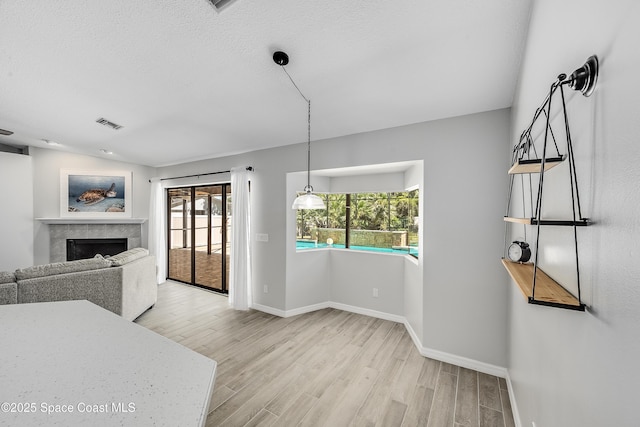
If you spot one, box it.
[0,0,532,167]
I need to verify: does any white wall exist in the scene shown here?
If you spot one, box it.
[404,162,424,342]
[329,172,404,193]
[507,1,640,426]
[418,112,509,367]
[29,147,156,264]
[159,108,510,368]
[329,250,405,316]
[0,151,34,270]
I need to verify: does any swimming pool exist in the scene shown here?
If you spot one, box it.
[296,240,418,257]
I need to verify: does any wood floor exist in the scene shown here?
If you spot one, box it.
[168,247,229,291]
[135,281,515,427]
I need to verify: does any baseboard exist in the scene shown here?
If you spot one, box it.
[251,302,330,318]
[327,302,405,323]
[250,303,287,317]
[284,302,330,318]
[403,319,508,378]
[252,301,403,322]
[505,373,522,427]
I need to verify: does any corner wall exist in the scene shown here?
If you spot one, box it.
[160,108,511,368]
[507,1,640,425]
[0,151,33,270]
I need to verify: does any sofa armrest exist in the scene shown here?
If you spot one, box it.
[119,255,158,321]
[0,282,17,305]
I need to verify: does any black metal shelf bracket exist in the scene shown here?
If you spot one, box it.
[528,297,586,312]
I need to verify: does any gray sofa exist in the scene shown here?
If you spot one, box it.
[0,248,157,321]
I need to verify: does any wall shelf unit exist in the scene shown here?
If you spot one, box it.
[501,259,585,311]
[503,217,590,227]
[508,156,566,174]
[502,56,598,311]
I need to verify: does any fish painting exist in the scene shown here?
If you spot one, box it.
[76,183,117,205]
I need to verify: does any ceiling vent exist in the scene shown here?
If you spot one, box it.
[0,142,28,155]
[207,0,238,11]
[96,117,123,130]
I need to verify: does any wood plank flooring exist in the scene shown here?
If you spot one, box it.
[135,281,515,427]
[168,247,229,291]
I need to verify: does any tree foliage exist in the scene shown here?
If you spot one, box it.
[296,190,418,239]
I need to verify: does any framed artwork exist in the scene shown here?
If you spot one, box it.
[60,169,132,218]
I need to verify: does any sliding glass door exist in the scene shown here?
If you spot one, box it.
[167,184,231,293]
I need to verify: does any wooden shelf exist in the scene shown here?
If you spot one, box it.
[508,156,566,174]
[501,258,584,311]
[503,217,591,226]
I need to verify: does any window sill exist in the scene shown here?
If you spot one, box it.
[296,246,418,261]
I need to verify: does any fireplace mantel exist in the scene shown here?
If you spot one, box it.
[37,218,147,224]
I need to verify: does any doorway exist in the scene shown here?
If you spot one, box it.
[167,184,231,293]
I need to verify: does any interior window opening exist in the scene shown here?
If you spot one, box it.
[296,189,419,258]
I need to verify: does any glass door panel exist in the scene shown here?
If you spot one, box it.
[166,184,230,293]
[167,188,193,284]
[194,186,222,291]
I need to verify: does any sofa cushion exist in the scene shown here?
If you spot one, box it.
[14,255,112,280]
[0,271,15,284]
[108,248,150,266]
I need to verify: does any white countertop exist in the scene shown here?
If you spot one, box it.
[0,300,216,426]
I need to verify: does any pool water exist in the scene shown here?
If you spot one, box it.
[296,240,418,257]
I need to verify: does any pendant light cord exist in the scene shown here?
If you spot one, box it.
[306,100,311,192]
[281,66,309,103]
[280,65,313,192]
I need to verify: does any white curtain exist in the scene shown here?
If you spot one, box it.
[229,167,252,310]
[148,178,166,284]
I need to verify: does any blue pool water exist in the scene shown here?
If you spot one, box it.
[297,240,418,257]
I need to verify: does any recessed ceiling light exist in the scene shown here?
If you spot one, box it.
[42,139,60,146]
[0,128,14,136]
[100,149,113,155]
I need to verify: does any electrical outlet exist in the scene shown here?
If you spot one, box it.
[373,288,379,298]
[263,285,268,293]
[256,233,269,242]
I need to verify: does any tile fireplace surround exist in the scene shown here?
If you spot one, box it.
[37,218,146,263]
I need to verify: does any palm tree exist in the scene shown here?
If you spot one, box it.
[327,194,346,228]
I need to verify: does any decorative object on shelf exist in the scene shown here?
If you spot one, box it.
[507,241,531,263]
[273,50,326,210]
[503,56,599,311]
[60,169,132,219]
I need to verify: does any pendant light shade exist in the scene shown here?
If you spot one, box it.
[273,51,326,210]
[292,188,326,209]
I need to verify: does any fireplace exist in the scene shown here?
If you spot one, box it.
[40,219,144,263]
[67,238,128,261]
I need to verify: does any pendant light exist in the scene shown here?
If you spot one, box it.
[273,51,326,210]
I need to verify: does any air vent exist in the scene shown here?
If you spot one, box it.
[0,142,28,155]
[207,0,238,11]
[96,117,123,130]
[0,128,14,136]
